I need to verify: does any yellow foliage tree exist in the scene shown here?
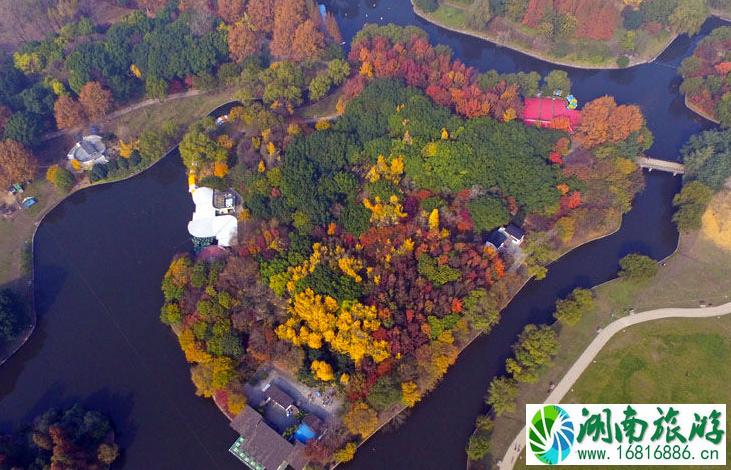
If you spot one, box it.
[275,288,390,364]
[214,161,229,177]
[227,391,247,415]
[343,402,378,437]
[267,141,276,155]
[130,63,142,78]
[70,158,81,172]
[359,61,373,78]
[119,139,140,158]
[311,360,334,381]
[46,165,59,183]
[441,127,449,139]
[363,196,407,227]
[315,120,330,130]
[365,155,403,184]
[429,208,440,232]
[333,443,357,462]
[556,216,575,243]
[258,160,265,172]
[287,123,301,135]
[503,108,517,122]
[217,134,234,149]
[401,381,421,407]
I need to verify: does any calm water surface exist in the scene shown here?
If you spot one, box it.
[0,2,724,469]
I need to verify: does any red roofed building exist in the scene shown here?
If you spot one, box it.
[523,97,582,133]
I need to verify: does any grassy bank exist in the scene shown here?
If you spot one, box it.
[484,191,731,469]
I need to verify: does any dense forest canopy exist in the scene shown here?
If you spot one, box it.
[0,404,119,470]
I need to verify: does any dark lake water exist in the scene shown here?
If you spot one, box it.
[0,2,724,469]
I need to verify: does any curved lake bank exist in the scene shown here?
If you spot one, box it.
[0,2,726,469]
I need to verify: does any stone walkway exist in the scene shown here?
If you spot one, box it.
[498,300,731,469]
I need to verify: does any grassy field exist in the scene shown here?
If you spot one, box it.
[430,4,466,29]
[510,315,731,470]
[485,191,731,469]
[105,87,237,142]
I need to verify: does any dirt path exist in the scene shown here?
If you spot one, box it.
[497,300,731,469]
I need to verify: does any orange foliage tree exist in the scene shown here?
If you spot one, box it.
[228,23,261,62]
[325,12,343,43]
[291,19,325,62]
[216,0,247,23]
[53,95,86,129]
[270,0,307,57]
[574,95,643,149]
[246,0,276,34]
[78,81,113,120]
[0,139,37,187]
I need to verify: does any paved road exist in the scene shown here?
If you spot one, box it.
[498,300,731,469]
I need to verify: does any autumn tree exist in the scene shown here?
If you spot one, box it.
[217,0,248,23]
[325,12,343,43]
[247,0,276,34]
[574,96,643,149]
[291,19,325,62]
[46,164,75,192]
[53,95,86,129]
[342,402,378,437]
[78,81,114,120]
[228,23,261,62]
[0,139,37,187]
[270,0,307,58]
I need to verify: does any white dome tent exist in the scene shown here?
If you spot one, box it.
[187,186,239,247]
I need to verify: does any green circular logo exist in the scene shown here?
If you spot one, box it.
[528,405,575,464]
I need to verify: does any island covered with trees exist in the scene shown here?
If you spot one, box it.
[678,25,731,127]
[412,0,731,68]
[0,404,120,470]
[159,22,654,466]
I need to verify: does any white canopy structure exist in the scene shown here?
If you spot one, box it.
[67,135,108,169]
[187,187,238,247]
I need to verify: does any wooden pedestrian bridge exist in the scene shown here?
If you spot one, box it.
[635,156,685,175]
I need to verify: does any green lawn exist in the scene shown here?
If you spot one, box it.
[511,315,731,470]
[430,4,466,29]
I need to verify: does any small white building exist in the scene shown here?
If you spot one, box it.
[67,135,108,169]
[187,186,239,247]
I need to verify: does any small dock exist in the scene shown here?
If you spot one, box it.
[636,156,685,175]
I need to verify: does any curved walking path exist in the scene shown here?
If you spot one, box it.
[498,300,731,469]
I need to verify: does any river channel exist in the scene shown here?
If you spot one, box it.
[0,2,725,469]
